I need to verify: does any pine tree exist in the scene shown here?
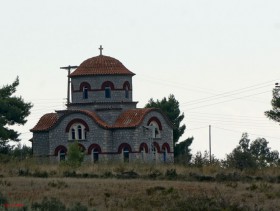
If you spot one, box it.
[0,77,32,153]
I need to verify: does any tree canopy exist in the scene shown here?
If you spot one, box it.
[145,94,186,144]
[265,87,280,123]
[0,77,32,153]
[225,133,279,170]
[145,94,192,163]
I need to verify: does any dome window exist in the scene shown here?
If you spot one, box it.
[102,81,114,99]
[83,87,88,99]
[105,86,111,98]
[123,81,130,99]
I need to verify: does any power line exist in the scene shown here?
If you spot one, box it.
[185,90,270,110]
[182,84,272,106]
[214,126,280,141]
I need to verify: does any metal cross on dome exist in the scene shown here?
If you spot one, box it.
[99,45,103,55]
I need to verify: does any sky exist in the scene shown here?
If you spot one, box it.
[1,0,280,159]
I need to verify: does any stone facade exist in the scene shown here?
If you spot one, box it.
[31,52,174,163]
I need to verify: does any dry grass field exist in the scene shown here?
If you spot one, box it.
[1,160,280,210]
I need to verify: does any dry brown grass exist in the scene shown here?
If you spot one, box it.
[1,177,280,210]
[1,160,280,210]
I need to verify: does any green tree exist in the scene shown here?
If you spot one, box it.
[66,141,85,167]
[145,94,192,163]
[225,133,279,170]
[11,144,32,160]
[0,77,32,153]
[145,94,186,145]
[174,137,193,164]
[265,87,280,123]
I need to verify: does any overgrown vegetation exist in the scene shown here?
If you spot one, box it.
[60,141,85,168]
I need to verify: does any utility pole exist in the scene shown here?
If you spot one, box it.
[209,125,212,163]
[60,65,78,105]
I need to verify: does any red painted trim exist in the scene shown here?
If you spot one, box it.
[65,119,89,132]
[118,143,132,153]
[153,142,161,153]
[87,144,102,155]
[123,81,131,90]
[54,145,67,156]
[73,88,133,92]
[147,117,163,130]
[101,81,115,90]
[162,143,171,153]
[139,143,148,153]
[79,82,91,91]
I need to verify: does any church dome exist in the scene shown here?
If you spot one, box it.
[70,55,135,77]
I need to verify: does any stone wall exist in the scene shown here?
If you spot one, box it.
[33,105,174,163]
[32,132,50,156]
[71,75,133,104]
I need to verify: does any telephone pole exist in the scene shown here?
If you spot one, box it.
[60,65,78,105]
[209,125,212,163]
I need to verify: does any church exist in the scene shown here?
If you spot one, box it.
[31,46,174,163]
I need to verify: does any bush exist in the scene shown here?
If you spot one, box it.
[165,169,177,179]
[31,197,66,211]
[0,192,8,209]
[117,170,139,179]
[67,202,88,211]
[148,169,162,179]
[48,180,68,189]
[65,141,85,168]
[33,170,48,178]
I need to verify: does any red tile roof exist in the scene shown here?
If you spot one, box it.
[31,108,173,132]
[31,110,110,132]
[70,55,135,77]
[113,108,153,128]
[30,113,59,132]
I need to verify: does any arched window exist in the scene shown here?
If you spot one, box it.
[78,125,82,140]
[54,145,67,162]
[68,124,86,140]
[83,87,88,99]
[105,86,111,98]
[152,142,160,163]
[93,148,99,163]
[59,149,66,161]
[118,143,132,163]
[88,144,102,163]
[149,122,160,138]
[123,81,130,99]
[101,81,114,99]
[147,117,162,138]
[123,147,130,163]
[163,148,167,162]
[125,86,129,99]
[79,82,91,99]
[139,143,148,162]
[71,128,76,140]
[66,119,89,141]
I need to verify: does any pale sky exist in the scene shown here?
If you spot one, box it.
[1,0,280,159]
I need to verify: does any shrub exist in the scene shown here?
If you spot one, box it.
[117,170,139,179]
[146,186,166,195]
[32,170,48,178]
[148,169,162,179]
[18,168,30,176]
[165,169,177,179]
[31,197,66,211]
[48,180,68,189]
[63,171,77,178]
[65,141,85,168]
[0,192,8,209]
[67,202,88,211]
